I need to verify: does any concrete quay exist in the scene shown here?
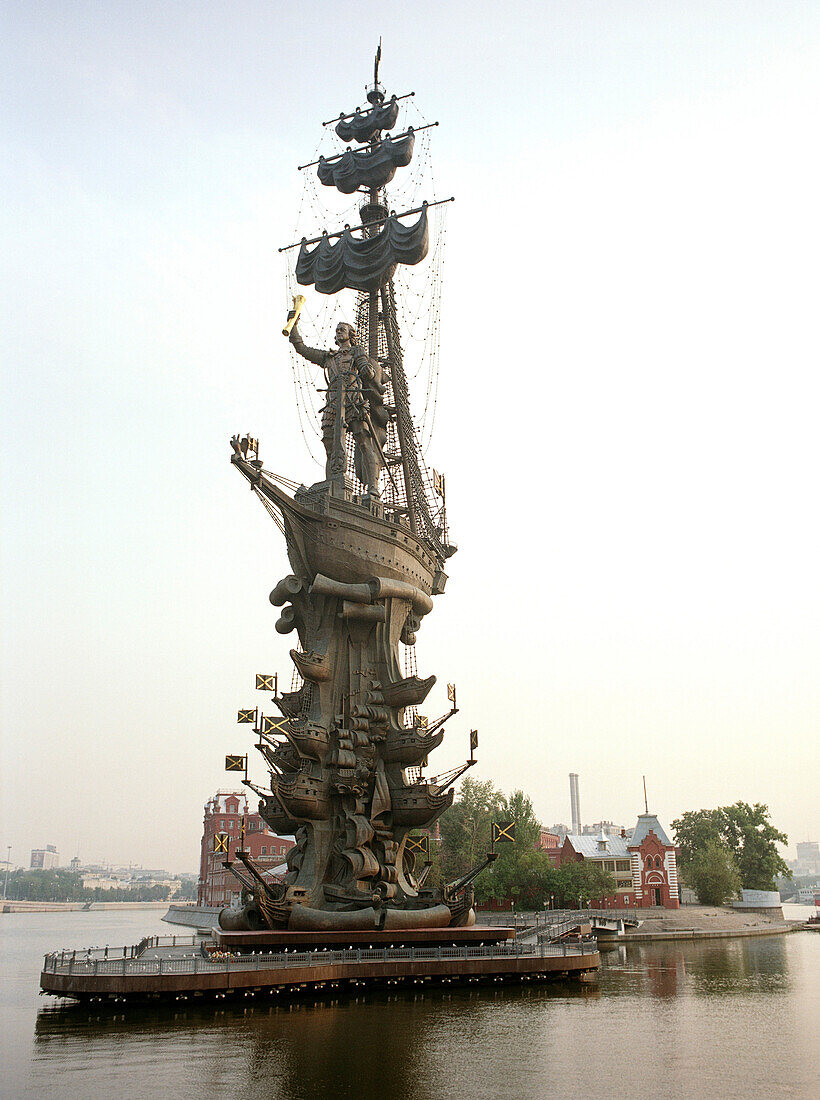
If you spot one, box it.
[3,901,171,914]
[618,905,799,942]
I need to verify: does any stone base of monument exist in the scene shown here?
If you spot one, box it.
[40,929,600,1004]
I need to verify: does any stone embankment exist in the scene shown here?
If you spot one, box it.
[621,905,799,941]
[2,901,171,914]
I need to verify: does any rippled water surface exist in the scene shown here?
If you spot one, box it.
[2,908,818,1099]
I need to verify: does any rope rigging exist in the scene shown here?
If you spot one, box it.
[282,96,446,506]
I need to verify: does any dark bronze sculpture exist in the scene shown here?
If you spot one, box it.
[36,53,602,1007]
[227,55,473,933]
[289,319,388,499]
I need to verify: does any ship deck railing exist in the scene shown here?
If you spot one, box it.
[42,937,598,978]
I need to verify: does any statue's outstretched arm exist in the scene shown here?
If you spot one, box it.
[289,322,327,367]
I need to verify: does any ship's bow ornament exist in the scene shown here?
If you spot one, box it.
[227,53,477,933]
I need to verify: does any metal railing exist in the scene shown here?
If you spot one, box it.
[42,938,597,978]
[41,935,201,966]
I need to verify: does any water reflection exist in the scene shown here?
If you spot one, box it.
[34,984,601,1100]
[596,936,793,1001]
[666,936,790,997]
[598,944,685,998]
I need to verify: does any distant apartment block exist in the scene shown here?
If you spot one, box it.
[30,845,58,870]
[794,841,820,875]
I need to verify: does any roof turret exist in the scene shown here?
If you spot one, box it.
[629,813,672,847]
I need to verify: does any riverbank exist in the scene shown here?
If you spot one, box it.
[2,901,171,914]
[621,904,800,942]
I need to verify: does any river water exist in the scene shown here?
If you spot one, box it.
[1,906,817,1099]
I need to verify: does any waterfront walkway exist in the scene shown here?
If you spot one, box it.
[485,906,800,942]
[40,934,600,1002]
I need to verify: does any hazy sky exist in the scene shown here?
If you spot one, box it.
[2,1,818,874]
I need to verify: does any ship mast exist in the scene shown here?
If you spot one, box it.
[286,45,453,562]
[360,45,420,536]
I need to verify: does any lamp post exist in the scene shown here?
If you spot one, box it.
[3,846,11,900]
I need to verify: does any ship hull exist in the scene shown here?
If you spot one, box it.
[230,456,446,594]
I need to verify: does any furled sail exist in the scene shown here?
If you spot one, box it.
[296,206,429,295]
[335,96,399,143]
[318,131,415,195]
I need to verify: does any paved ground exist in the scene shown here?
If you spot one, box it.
[623,904,788,935]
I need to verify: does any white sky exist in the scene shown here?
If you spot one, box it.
[2,1,818,873]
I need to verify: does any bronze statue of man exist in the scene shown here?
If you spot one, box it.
[289,317,388,498]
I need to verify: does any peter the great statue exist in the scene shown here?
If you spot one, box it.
[289,316,389,500]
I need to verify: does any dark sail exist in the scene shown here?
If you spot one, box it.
[296,206,429,295]
[318,132,415,195]
[335,96,399,143]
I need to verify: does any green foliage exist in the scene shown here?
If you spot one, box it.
[438,776,502,883]
[171,879,198,901]
[681,839,742,905]
[437,779,617,908]
[476,858,617,909]
[672,802,790,892]
[478,790,547,905]
[5,869,183,903]
[670,809,724,869]
[720,802,790,891]
[5,869,82,902]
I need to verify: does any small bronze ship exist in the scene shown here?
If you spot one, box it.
[389,782,456,827]
[381,725,445,765]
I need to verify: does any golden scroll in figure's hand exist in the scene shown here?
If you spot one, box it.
[282,294,306,337]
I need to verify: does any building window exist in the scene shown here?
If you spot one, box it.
[261,846,267,855]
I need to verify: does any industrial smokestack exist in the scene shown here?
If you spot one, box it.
[569,773,581,835]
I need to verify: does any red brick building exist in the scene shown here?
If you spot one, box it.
[197,790,295,907]
[538,829,562,867]
[627,813,680,909]
[559,813,680,909]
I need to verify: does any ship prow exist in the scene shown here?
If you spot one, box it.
[231,451,449,595]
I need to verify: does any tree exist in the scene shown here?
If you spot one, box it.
[438,776,502,884]
[672,802,789,892]
[682,839,742,905]
[478,789,546,905]
[440,779,618,909]
[719,802,790,891]
[670,809,724,871]
[6,869,83,902]
[551,861,617,908]
[171,879,198,901]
